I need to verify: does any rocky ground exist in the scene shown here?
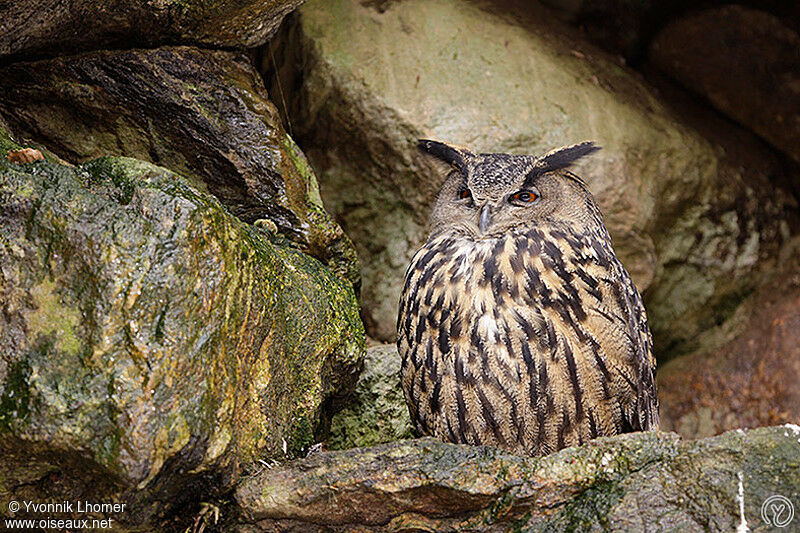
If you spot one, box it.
[1,0,799,531]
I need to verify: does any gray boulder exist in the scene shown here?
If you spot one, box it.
[275,0,794,356]
[650,5,800,164]
[658,247,800,439]
[235,426,800,531]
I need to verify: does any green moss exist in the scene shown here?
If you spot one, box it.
[25,279,82,357]
[541,480,626,532]
[0,361,32,431]
[288,416,315,456]
[0,119,22,153]
[93,377,123,466]
[328,345,412,450]
[0,151,366,521]
[281,135,324,209]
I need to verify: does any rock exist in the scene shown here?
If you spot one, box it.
[0,46,359,285]
[234,426,800,531]
[658,249,800,439]
[540,0,670,60]
[275,0,794,353]
[0,0,304,61]
[650,5,800,164]
[541,2,800,62]
[327,344,413,450]
[0,116,21,154]
[0,155,365,526]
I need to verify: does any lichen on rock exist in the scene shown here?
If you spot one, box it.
[235,426,800,532]
[327,344,414,450]
[0,153,365,525]
[0,46,359,286]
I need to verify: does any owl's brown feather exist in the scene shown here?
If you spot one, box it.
[398,147,658,457]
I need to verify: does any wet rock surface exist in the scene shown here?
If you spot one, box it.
[0,0,305,61]
[0,154,364,526]
[0,46,359,284]
[234,426,800,532]
[274,0,794,354]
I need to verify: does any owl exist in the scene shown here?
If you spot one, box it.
[397,140,659,457]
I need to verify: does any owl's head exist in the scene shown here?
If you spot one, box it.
[420,140,603,239]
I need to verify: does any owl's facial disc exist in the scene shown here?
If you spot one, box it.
[422,140,602,239]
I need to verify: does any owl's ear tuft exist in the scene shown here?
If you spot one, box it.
[537,141,601,173]
[418,139,473,174]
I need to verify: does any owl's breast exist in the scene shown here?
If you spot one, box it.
[398,227,652,454]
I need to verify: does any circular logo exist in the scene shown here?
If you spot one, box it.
[762,495,795,528]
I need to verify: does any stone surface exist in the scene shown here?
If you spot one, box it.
[327,344,413,450]
[650,5,800,163]
[658,246,800,439]
[542,1,800,62]
[0,115,20,154]
[540,0,670,60]
[0,46,359,284]
[275,0,794,354]
[234,426,800,531]
[0,0,305,60]
[0,154,365,525]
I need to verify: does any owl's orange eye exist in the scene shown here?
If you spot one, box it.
[457,188,472,200]
[511,190,538,203]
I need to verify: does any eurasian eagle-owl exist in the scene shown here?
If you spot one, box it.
[397,140,659,456]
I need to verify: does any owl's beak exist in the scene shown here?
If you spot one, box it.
[479,204,491,233]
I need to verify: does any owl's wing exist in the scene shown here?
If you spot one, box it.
[508,227,659,449]
[582,251,660,432]
[617,267,660,431]
[531,226,659,436]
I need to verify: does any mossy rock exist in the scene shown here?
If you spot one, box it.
[0,46,359,285]
[235,426,800,531]
[327,344,414,450]
[0,0,304,60]
[0,154,365,526]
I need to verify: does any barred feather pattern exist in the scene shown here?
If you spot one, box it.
[397,221,659,456]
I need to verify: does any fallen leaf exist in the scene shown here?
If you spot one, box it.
[7,148,44,164]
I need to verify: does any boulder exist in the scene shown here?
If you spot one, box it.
[650,5,800,164]
[235,426,800,531]
[0,154,365,526]
[327,344,413,450]
[658,248,800,439]
[0,0,304,61]
[540,0,671,60]
[0,46,359,284]
[542,1,800,62]
[274,0,794,354]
